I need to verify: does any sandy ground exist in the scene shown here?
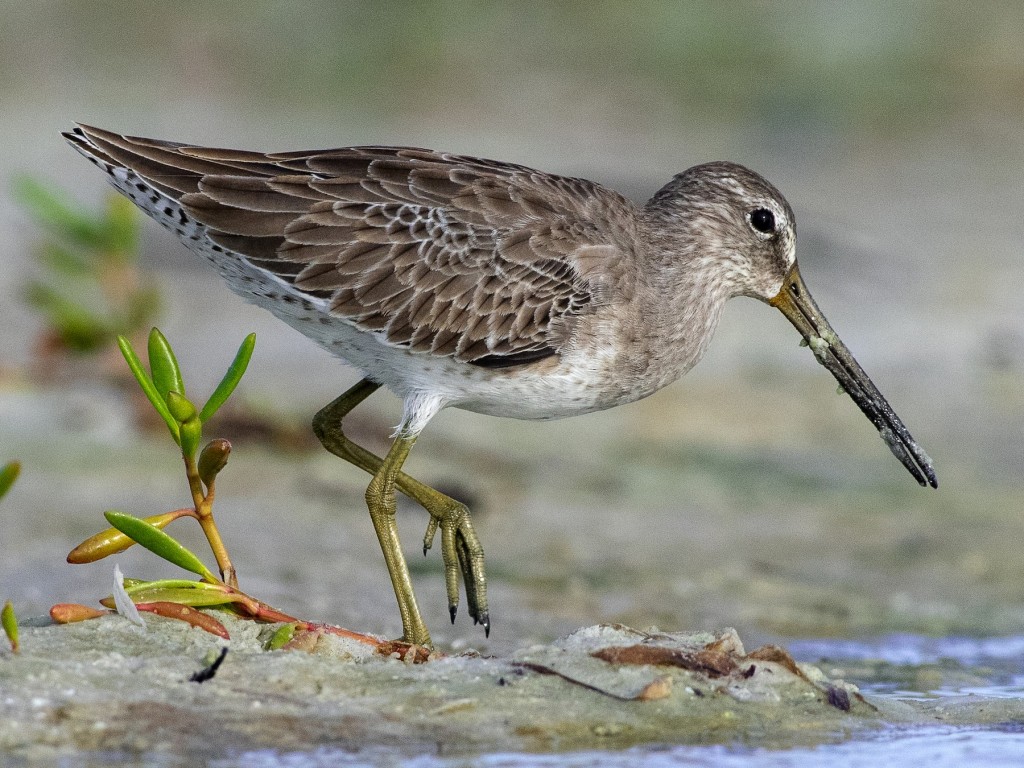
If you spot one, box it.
[4,612,1022,765]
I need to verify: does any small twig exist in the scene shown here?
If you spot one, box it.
[189,646,228,683]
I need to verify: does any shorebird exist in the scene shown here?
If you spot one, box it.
[65,124,937,647]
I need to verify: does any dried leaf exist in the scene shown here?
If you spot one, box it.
[50,603,108,623]
[747,644,804,678]
[136,602,230,639]
[591,644,737,678]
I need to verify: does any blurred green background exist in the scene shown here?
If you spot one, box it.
[0,1,1022,650]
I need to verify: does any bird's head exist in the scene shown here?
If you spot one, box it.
[647,161,937,489]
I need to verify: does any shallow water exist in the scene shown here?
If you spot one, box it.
[215,728,1024,768]
[788,634,1024,701]
[789,633,1024,668]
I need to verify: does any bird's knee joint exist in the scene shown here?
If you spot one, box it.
[311,413,331,441]
[312,415,349,451]
[365,479,388,507]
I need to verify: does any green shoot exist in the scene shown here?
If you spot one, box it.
[267,622,298,650]
[117,329,258,457]
[147,327,186,401]
[3,471,21,652]
[56,329,401,655]
[1,601,17,653]
[73,330,253,586]
[104,511,218,583]
[119,585,238,609]
[199,333,256,423]
[0,461,19,501]
[67,510,191,564]
[117,335,180,441]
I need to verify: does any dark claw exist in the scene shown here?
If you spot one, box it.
[449,604,457,624]
[481,613,490,638]
[423,545,428,557]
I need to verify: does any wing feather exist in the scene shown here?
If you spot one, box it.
[66,125,638,366]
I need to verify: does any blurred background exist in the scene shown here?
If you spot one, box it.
[0,1,1021,653]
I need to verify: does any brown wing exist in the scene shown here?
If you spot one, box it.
[65,125,636,366]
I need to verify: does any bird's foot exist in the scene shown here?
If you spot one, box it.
[423,501,489,636]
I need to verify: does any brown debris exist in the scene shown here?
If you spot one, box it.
[635,674,673,701]
[825,684,852,712]
[747,644,805,679]
[591,644,738,678]
[584,632,866,713]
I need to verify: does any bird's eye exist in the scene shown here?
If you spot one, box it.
[749,208,776,234]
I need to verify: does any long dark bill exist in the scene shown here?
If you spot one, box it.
[770,265,938,489]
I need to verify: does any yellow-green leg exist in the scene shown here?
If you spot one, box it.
[312,379,489,643]
[366,434,430,645]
